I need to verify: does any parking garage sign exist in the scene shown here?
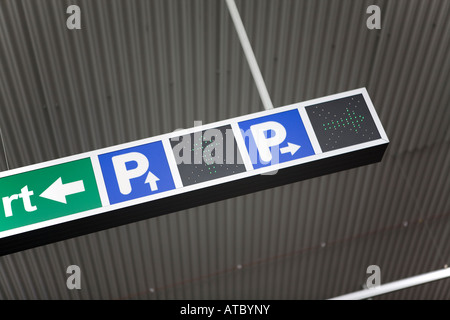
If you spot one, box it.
[0,88,388,255]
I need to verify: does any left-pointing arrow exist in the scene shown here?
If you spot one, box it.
[39,177,85,204]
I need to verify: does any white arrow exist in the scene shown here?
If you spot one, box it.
[145,171,160,192]
[39,177,85,204]
[280,142,301,156]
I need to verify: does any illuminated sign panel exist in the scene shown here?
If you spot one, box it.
[98,141,176,205]
[237,109,316,169]
[169,125,247,186]
[0,159,101,233]
[305,94,382,152]
[0,88,388,255]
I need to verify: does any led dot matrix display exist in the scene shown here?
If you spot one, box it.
[323,108,365,133]
[170,125,246,186]
[305,94,381,152]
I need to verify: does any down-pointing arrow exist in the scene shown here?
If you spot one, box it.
[39,177,85,204]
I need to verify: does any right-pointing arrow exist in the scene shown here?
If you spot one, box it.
[280,142,301,156]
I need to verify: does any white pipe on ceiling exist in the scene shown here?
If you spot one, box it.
[225,0,274,111]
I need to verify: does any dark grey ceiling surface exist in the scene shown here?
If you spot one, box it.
[0,0,449,299]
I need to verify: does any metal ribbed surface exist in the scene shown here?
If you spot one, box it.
[0,0,449,299]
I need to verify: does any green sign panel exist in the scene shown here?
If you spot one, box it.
[0,158,102,232]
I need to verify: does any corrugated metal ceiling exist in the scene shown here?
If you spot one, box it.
[0,0,449,299]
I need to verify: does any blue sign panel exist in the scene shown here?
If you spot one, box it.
[238,109,315,169]
[98,141,176,204]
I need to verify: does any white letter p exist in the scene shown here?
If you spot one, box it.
[112,152,149,195]
[250,121,286,163]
